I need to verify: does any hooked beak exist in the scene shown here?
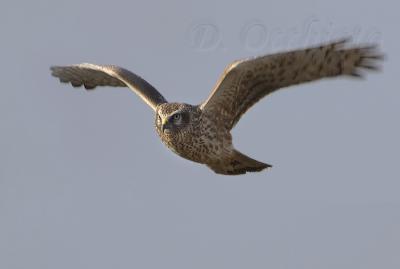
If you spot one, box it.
[161,119,172,134]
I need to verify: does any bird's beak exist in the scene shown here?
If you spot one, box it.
[162,119,171,134]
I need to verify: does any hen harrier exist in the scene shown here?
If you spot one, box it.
[51,39,382,175]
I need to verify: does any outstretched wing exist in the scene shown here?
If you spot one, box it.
[50,63,167,111]
[200,39,383,129]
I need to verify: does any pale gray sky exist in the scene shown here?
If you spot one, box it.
[0,0,399,268]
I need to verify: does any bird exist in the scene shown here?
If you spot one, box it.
[50,38,382,175]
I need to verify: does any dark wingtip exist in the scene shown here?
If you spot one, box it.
[84,84,96,90]
[331,37,352,48]
[49,66,57,76]
[71,82,82,87]
[258,163,273,172]
[50,65,65,80]
[350,70,365,79]
[50,66,69,83]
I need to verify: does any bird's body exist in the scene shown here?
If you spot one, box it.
[51,39,382,175]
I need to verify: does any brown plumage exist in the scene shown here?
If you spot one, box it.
[50,39,383,175]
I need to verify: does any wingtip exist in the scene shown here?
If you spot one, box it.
[49,65,61,77]
[262,163,273,172]
[49,65,72,83]
[332,37,352,48]
[49,65,60,71]
[350,70,365,78]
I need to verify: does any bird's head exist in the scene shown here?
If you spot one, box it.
[155,103,197,136]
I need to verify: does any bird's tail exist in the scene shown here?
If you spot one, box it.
[210,150,272,175]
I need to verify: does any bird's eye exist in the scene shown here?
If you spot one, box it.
[157,115,162,125]
[173,113,181,120]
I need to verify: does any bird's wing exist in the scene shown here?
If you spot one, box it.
[200,39,383,129]
[50,63,167,111]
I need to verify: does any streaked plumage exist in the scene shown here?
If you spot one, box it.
[50,39,382,175]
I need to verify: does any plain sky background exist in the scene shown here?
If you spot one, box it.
[1,0,399,268]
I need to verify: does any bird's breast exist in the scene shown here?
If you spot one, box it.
[155,116,231,165]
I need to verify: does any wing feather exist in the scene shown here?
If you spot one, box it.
[200,39,383,129]
[50,63,167,111]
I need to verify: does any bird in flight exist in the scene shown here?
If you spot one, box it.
[51,39,382,175]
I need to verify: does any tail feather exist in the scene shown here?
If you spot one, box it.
[209,150,272,175]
